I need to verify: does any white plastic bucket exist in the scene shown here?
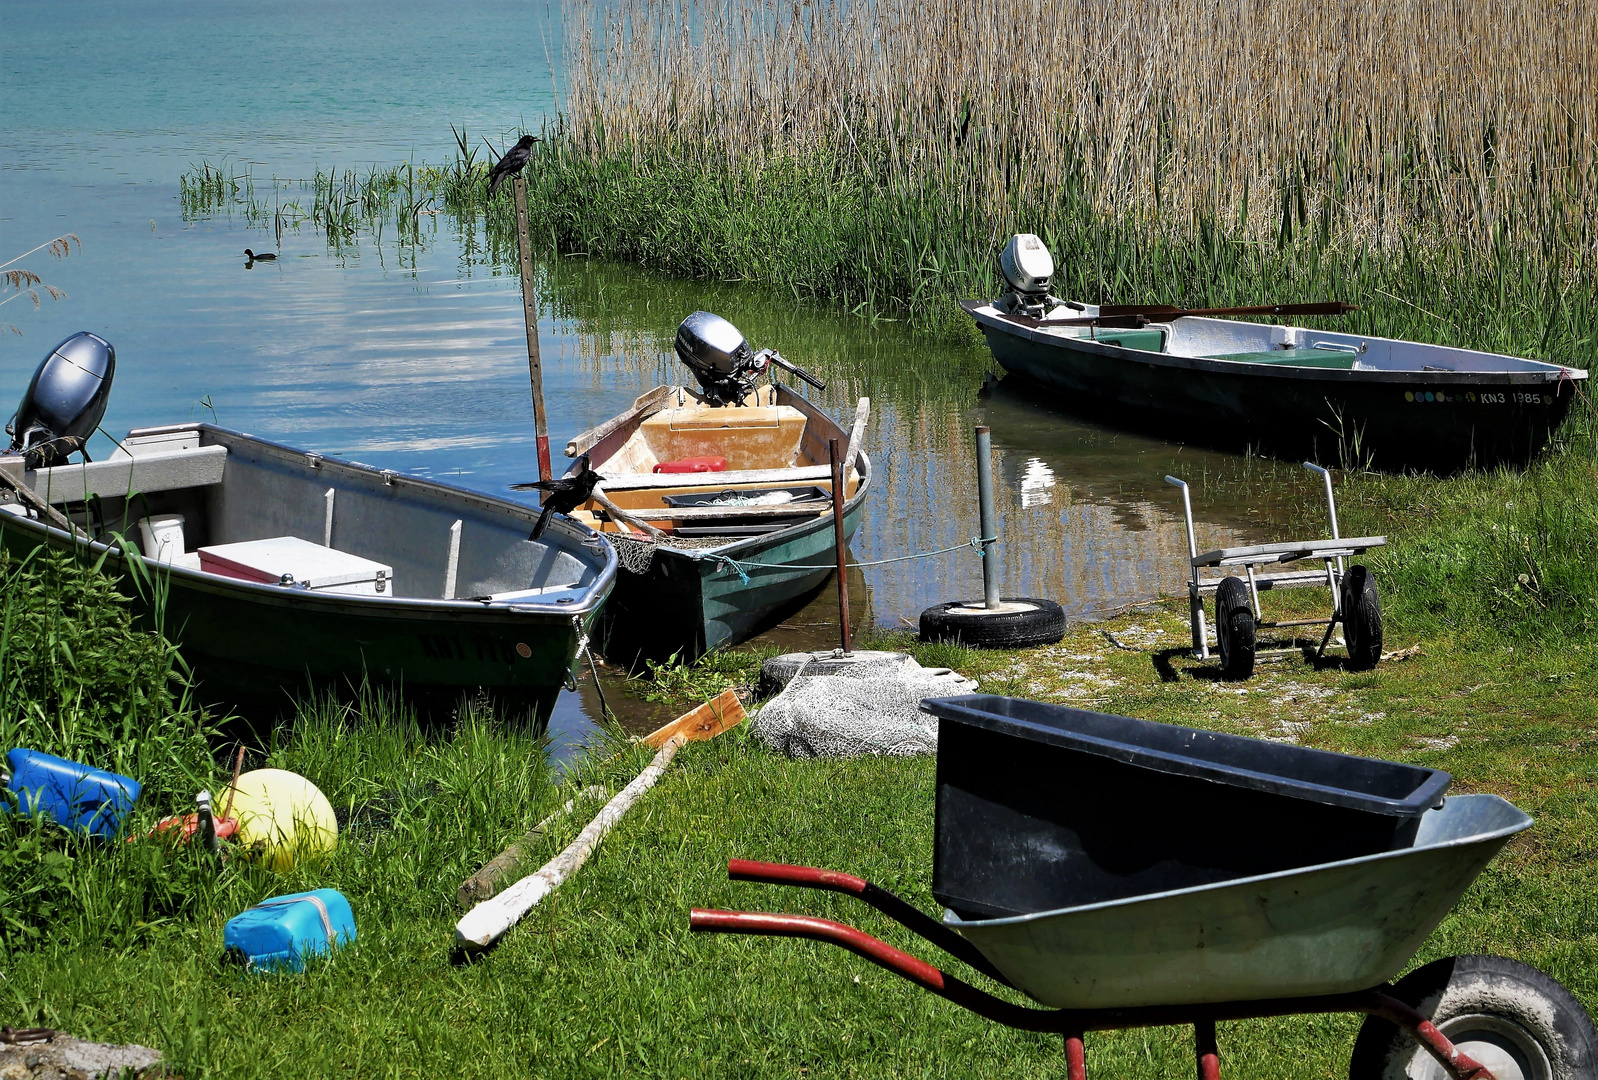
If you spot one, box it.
[137,514,186,563]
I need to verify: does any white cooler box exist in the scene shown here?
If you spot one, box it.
[198,536,394,596]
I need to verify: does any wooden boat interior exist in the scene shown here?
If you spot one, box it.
[1004,303,1580,375]
[4,424,606,604]
[565,383,867,538]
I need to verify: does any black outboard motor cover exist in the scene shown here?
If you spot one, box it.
[5,331,116,468]
[673,311,767,405]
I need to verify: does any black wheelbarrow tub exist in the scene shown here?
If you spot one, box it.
[922,695,1451,920]
[943,793,1531,1009]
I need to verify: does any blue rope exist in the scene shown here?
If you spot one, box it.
[700,535,997,583]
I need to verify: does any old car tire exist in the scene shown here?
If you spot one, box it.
[1348,954,1598,1080]
[1341,564,1384,671]
[1214,576,1255,681]
[918,597,1066,649]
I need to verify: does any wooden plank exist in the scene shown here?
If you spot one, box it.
[1192,535,1386,567]
[599,464,838,491]
[565,385,674,459]
[597,501,830,522]
[641,687,745,748]
[843,397,870,475]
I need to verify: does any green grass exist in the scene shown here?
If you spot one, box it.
[1,513,1593,1076]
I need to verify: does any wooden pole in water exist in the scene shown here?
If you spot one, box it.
[512,174,551,485]
[828,438,853,656]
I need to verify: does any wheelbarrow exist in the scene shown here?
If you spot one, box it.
[1165,463,1386,680]
[690,696,1597,1079]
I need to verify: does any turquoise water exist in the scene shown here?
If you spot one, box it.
[3,1,1270,741]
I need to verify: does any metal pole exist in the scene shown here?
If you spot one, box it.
[513,174,551,485]
[1304,461,1345,579]
[828,438,853,656]
[975,425,999,610]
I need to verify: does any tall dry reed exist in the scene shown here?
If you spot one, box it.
[563,0,1597,257]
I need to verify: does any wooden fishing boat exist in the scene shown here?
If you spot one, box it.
[0,422,616,719]
[962,237,1589,472]
[562,381,871,667]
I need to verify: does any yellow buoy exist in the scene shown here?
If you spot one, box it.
[224,769,338,872]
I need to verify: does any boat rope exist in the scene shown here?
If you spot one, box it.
[700,535,997,585]
[569,614,614,723]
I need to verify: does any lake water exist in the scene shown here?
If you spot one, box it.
[2,0,1272,745]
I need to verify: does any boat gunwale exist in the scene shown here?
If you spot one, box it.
[961,301,1590,386]
[5,423,617,621]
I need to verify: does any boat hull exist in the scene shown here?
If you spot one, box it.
[969,304,1585,472]
[596,492,866,667]
[0,423,615,719]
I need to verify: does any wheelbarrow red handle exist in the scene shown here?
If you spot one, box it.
[689,907,1497,1080]
[725,859,1015,988]
[690,908,1059,1032]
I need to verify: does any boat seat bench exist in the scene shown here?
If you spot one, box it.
[1210,348,1357,369]
[25,444,229,505]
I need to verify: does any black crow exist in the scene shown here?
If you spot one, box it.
[512,454,604,541]
[243,249,277,262]
[486,135,539,196]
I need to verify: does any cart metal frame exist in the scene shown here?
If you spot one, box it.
[692,859,1499,1080]
[1165,463,1385,664]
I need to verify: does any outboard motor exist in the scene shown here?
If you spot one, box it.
[4,331,115,468]
[995,234,1069,317]
[673,311,826,405]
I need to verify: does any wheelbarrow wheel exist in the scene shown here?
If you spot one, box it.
[1340,564,1383,671]
[1214,576,1255,681]
[1348,954,1598,1080]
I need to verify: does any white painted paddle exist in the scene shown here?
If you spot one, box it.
[453,688,747,951]
[454,735,687,950]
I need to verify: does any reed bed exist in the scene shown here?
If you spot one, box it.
[566,0,1596,254]
[525,0,1598,346]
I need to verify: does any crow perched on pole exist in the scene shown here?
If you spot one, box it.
[487,135,540,196]
[512,455,604,541]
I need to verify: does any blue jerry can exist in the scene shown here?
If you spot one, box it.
[3,748,141,838]
[224,889,357,973]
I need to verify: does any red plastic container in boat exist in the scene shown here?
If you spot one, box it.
[653,456,728,474]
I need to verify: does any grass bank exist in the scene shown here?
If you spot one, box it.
[3,424,1595,1076]
[1,602,1591,1077]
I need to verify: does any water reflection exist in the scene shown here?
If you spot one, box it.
[4,169,1276,744]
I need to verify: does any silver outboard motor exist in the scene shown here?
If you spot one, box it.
[4,331,116,468]
[673,311,826,405]
[995,234,1070,317]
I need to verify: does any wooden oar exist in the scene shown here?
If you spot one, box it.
[0,459,80,538]
[1049,301,1358,329]
[455,785,607,908]
[453,689,747,951]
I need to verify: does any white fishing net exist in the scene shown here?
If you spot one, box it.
[750,652,978,758]
[609,534,733,575]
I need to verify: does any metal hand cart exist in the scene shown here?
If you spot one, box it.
[1165,463,1386,680]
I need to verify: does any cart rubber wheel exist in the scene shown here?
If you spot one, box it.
[1340,564,1383,671]
[918,597,1066,649]
[1348,954,1598,1080]
[1214,576,1255,681]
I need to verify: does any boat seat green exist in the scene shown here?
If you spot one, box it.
[1211,348,1356,370]
[1091,329,1166,353]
